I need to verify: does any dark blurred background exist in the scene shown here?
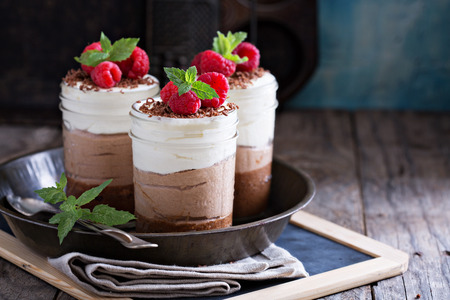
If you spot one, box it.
[0,0,317,125]
[1,0,449,126]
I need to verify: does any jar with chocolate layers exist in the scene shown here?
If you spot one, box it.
[227,70,279,219]
[60,72,160,213]
[129,98,238,233]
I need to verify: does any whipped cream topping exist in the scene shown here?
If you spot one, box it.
[60,74,160,134]
[130,98,238,174]
[227,72,278,148]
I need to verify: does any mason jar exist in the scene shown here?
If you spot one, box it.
[227,72,279,219]
[129,99,238,232]
[60,75,159,213]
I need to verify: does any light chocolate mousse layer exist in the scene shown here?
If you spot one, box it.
[233,144,273,218]
[63,127,134,212]
[134,156,235,233]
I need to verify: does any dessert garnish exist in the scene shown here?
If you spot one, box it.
[139,98,237,118]
[197,72,229,108]
[35,173,136,244]
[227,68,266,89]
[190,31,261,77]
[74,32,150,88]
[90,61,122,88]
[232,42,260,72]
[160,81,179,104]
[160,66,231,114]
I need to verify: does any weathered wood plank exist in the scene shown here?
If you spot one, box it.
[0,258,58,300]
[275,110,365,232]
[355,111,450,299]
[0,230,127,300]
[274,110,371,299]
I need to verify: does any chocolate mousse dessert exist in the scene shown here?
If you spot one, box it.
[228,69,278,218]
[130,67,238,232]
[191,32,278,218]
[60,32,160,213]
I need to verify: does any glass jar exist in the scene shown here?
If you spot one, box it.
[227,72,279,219]
[59,76,159,213]
[129,99,238,232]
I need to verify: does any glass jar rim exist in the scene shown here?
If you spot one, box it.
[130,100,238,123]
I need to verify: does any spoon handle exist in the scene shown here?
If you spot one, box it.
[77,219,158,249]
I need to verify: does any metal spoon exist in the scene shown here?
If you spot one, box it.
[6,194,158,249]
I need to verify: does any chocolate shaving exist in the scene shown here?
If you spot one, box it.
[139,98,238,119]
[228,67,267,89]
[62,69,157,91]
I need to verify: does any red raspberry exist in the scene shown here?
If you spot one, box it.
[168,91,201,115]
[200,50,236,77]
[197,72,229,108]
[90,61,122,88]
[232,42,260,72]
[116,46,149,79]
[190,51,204,74]
[160,81,178,103]
[81,42,102,75]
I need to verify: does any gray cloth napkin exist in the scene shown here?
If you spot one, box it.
[49,244,308,298]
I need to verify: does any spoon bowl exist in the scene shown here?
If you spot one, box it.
[6,195,59,216]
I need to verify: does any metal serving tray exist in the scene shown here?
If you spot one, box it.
[0,148,314,266]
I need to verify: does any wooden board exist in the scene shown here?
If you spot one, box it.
[0,229,131,300]
[0,211,408,300]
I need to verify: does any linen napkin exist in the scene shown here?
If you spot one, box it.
[49,244,308,298]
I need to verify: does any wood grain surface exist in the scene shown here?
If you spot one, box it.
[274,110,450,299]
[1,110,449,299]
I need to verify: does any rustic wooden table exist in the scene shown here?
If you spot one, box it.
[0,110,449,299]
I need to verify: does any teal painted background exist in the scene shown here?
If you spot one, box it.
[289,0,450,110]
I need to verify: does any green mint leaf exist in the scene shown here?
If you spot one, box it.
[191,81,219,100]
[35,187,66,204]
[59,195,78,213]
[212,31,248,63]
[76,179,112,207]
[164,66,221,99]
[185,66,197,84]
[178,83,192,95]
[212,31,230,56]
[56,173,67,190]
[74,50,109,67]
[49,211,78,244]
[100,32,112,53]
[223,53,248,64]
[35,173,68,204]
[164,67,186,86]
[108,37,139,62]
[37,174,136,245]
[87,204,136,226]
[228,31,247,50]
[74,33,139,65]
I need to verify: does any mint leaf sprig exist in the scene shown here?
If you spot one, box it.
[35,173,136,244]
[164,66,219,100]
[74,32,139,67]
[212,31,249,64]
